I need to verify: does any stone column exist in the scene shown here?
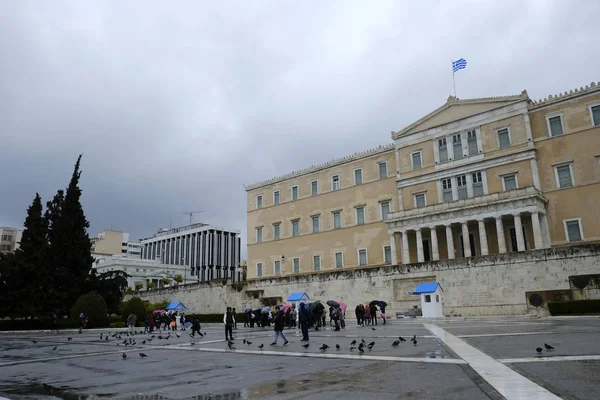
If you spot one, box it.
[477,219,489,256]
[416,229,424,263]
[531,212,544,250]
[495,217,507,254]
[401,231,410,264]
[446,225,455,260]
[389,232,398,265]
[461,222,472,258]
[430,226,439,261]
[514,213,525,251]
[540,213,551,248]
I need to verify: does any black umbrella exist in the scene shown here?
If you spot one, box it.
[369,300,379,307]
[326,300,340,308]
[376,301,388,308]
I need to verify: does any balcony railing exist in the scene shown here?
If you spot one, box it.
[387,186,545,221]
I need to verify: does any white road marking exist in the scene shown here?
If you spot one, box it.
[440,322,552,329]
[457,332,555,338]
[425,323,561,400]
[500,355,600,363]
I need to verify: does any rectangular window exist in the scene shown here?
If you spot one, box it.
[354,168,363,185]
[503,174,518,191]
[333,211,342,229]
[292,220,299,237]
[467,130,478,156]
[332,174,340,191]
[548,115,564,137]
[414,193,426,208]
[256,195,262,209]
[311,180,318,196]
[358,249,367,266]
[472,171,483,196]
[591,105,600,127]
[384,246,391,263]
[411,152,422,170]
[442,178,453,202]
[555,164,573,188]
[424,295,431,303]
[257,263,263,277]
[313,255,321,271]
[564,219,583,242]
[335,252,343,269]
[453,134,463,159]
[293,258,300,273]
[291,185,299,201]
[456,175,467,199]
[273,190,280,205]
[380,201,390,220]
[356,207,365,225]
[256,227,263,243]
[438,138,448,163]
[497,128,511,148]
[378,162,388,179]
[274,260,281,275]
[273,223,280,240]
[312,215,320,233]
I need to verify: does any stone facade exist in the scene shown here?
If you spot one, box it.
[135,244,600,318]
[245,80,600,280]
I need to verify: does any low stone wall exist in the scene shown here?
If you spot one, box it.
[135,244,600,317]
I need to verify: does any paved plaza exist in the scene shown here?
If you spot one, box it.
[1,317,600,399]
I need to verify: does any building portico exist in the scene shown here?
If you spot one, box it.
[388,187,550,264]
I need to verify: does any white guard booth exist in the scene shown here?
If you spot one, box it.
[411,282,444,318]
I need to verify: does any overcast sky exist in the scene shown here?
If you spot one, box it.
[1,1,599,257]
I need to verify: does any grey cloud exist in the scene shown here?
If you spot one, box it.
[1,1,599,257]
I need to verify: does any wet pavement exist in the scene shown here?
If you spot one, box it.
[0,317,599,399]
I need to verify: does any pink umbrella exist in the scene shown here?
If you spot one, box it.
[153,310,165,314]
[337,301,347,312]
[281,304,292,310]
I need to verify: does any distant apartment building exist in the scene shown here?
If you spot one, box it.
[90,230,142,259]
[245,80,600,278]
[140,223,242,283]
[0,227,23,254]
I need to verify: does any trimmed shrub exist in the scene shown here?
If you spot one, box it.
[548,300,600,315]
[120,297,146,325]
[70,291,109,328]
[109,322,126,328]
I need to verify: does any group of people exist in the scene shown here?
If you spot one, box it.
[354,302,387,326]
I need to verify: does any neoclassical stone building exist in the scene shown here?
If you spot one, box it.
[245,81,600,278]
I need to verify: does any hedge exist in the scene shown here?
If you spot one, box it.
[109,322,126,328]
[548,300,600,315]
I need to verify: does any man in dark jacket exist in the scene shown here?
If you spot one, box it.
[191,316,203,337]
[299,303,310,341]
[270,306,289,346]
[223,307,235,341]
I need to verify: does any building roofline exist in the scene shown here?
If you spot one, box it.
[244,143,395,191]
[391,91,529,140]
[529,81,600,109]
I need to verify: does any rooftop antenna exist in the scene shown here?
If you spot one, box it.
[182,211,204,225]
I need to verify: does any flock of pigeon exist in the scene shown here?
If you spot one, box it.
[230,334,419,353]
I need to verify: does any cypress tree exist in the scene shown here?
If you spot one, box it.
[14,193,49,317]
[45,189,66,315]
[59,155,94,312]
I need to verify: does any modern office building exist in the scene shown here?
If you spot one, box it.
[245,80,600,278]
[93,256,189,290]
[90,230,142,259]
[0,227,23,254]
[140,223,242,283]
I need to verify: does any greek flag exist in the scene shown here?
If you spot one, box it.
[452,58,467,73]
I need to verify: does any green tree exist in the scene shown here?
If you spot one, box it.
[147,282,156,290]
[44,189,65,315]
[174,274,183,285]
[70,291,108,328]
[14,193,49,318]
[87,269,129,315]
[134,283,144,292]
[120,297,146,324]
[161,277,171,287]
[0,252,19,318]
[46,155,94,316]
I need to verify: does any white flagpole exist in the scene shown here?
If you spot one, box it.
[452,60,456,97]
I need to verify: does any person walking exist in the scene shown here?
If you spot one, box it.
[223,307,235,341]
[299,303,309,341]
[191,316,203,337]
[232,308,238,330]
[127,312,137,332]
[270,306,289,346]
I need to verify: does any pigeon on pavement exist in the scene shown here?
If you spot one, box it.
[139,353,147,358]
[258,344,264,349]
[392,340,400,347]
[536,347,543,353]
[302,343,309,349]
[122,353,127,359]
[544,343,555,351]
[350,340,357,346]
[336,344,340,350]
